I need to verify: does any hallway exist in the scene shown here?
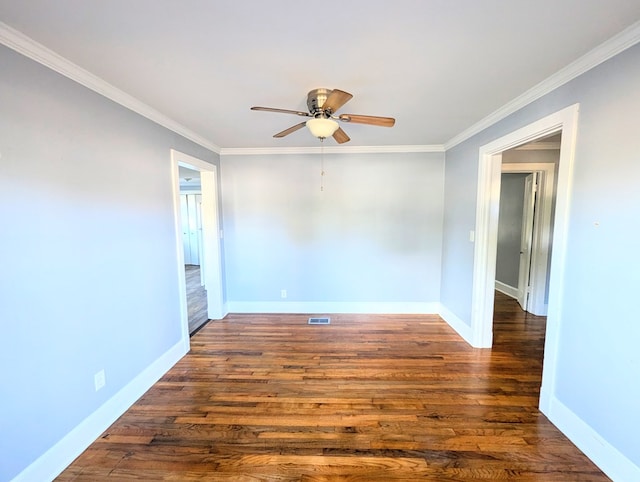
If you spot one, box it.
[185,265,208,334]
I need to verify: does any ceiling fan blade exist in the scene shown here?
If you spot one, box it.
[251,106,311,117]
[322,89,353,114]
[339,114,395,127]
[332,127,350,144]
[274,122,307,138]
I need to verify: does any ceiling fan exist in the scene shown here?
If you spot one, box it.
[251,88,395,144]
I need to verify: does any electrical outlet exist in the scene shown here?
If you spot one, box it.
[281,289,287,299]
[94,369,106,391]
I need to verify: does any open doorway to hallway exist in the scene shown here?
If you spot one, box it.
[185,264,208,334]
[495,134,560,316]
[179,167,210,334]
[491,290,548,414]
[171,149,225,349]
[470,103,579,418]
[488,136,559,408]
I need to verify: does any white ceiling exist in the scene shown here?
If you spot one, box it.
[1,1,640,149]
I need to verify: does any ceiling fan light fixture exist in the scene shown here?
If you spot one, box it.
[306,117,339,139]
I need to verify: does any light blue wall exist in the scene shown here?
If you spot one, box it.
[221,152,444,306]
[441,43,640,467]
[3,24,639,481]
[440,138,479,323]
[0,46,218,481]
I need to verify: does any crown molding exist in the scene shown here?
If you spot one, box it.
[220,144,444,156]
[0,21,221,154]
[4,17,639,156]
[444,20,640,151]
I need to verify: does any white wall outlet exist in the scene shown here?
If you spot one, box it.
[281,289,287,299]
[94,369,106,391]
[469,230,475,242]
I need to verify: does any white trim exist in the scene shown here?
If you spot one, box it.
[539,106,580,413]
[0,21,220,154]
[546,396,640,482]
[170,155,192,351]
[471,105,579,412]
[471,104,579,349]
[226,301,439,314]
[495,281,518,299]
[466,107,639,482]
[200,169,226,321]
[444,20,640,150]
[220,145,444,156]
[12,341,186,482]
[3,18,638,156]
[437,303,474,345]
[221,301,230,318]
[226,301,477,346]
[470,150,503,348]
[171,151,227,335]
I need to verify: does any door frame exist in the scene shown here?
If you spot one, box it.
[501,163,556,316]
[170,149,224,350]
[470,104,579,412]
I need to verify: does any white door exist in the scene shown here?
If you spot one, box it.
[195,196,206,286]
[180,194,202,266]
[517,172,537,310]
[187,194,201,266]
[180,195,191,264]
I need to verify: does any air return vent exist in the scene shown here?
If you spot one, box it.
[308,317,330,325]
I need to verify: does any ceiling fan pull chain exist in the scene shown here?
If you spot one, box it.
[320,138,325,192]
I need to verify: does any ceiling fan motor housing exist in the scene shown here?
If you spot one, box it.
[307,88,332,117]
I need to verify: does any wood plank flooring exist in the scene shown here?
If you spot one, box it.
[56,293,609,481]
[186,265,209,334]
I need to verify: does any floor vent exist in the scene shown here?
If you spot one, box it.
[308,317,330,325]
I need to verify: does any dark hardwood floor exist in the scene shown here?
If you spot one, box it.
[56,292,609,481]
[186,265,209,334]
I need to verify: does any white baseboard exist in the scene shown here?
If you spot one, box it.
[224,301,479,351]
[227,301,475,347]
[437,303,474,345]
[226,301,439,315]
[495,282,549,316]
[544,395,640,482]
[495,280,519,299]
[13,341,187,482]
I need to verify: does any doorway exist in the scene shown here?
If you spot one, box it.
[470,104,579,413]
[170,149,224,350]
[497,147,559,316]
[178,171,210,334]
